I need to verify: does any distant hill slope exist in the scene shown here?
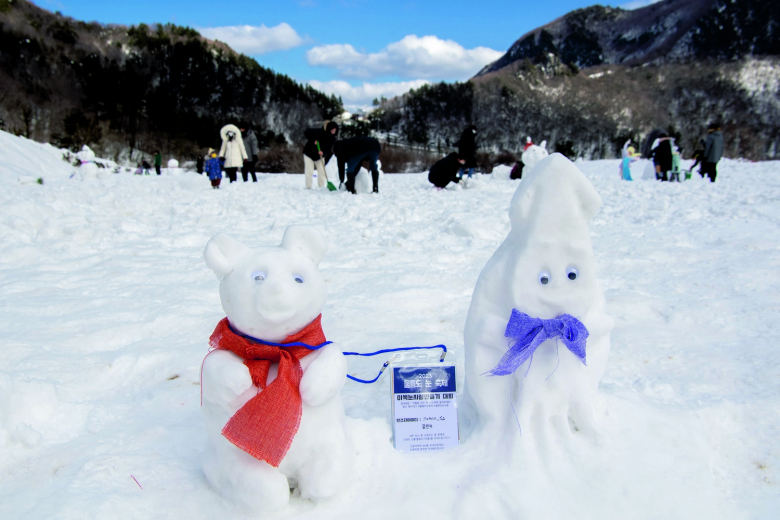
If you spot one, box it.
[477,0,779,75]
[375,0,780,162]
[0,0,341,160]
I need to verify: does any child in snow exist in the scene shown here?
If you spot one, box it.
[619,140,638,181]
[204,149,222,189]
[510,160,524,180]
[141,159,152,175]
[669,146,683,182]
[690,139,706,174]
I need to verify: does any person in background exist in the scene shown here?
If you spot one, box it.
[428,152,465,189]
[196,153,204,175]
[153,150,162,175]
[302,121,339,189]
[219,124,248,183]
[619,140,639,181]
[457,125,478,179]
[690,139,706,174]
[141,158,152,175]
[651,134,673,181]
[241,125,259,182]
[701,123,724,182]
[333,136,381,194]
[523,136,533,151]
[204,149,222,189]
[669,146,683,182]
[510,160,524,180]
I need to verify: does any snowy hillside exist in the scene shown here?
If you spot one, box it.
[0,129,778,519]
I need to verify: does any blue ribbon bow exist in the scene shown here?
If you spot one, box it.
[485,309,589,377]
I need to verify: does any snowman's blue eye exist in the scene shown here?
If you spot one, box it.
[293,274,304,284]
[251,271,266,283]
[567,267,579,281]
[538,271,550,285]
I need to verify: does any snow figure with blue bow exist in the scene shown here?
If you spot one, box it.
[463,153,613,447]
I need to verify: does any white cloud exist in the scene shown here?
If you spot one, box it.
[306,35,504,80]
[619,0,662,10]
[308,79,430,110]
[197,23,307,55]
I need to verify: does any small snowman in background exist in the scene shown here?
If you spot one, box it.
[520,138,549,173]
[77,145,99,180]
[167,158,179,175]
[463,153,613,453]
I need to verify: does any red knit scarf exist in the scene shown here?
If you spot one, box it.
[208,315,326,467]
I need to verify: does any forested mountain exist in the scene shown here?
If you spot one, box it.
[376,0,780,162]
[0,0,341,161]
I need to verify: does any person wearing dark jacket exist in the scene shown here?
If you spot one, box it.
[429,153,465,189]
[196,154,204,175]
[690,139,706,173]
[153,150,162,175]
[457,125,477,178]
[241,126,259,182]
[141,158,152,175]
[701,123,724,182]
[651,134,673,181]
[333,136,381,193]
[302,121,339,189]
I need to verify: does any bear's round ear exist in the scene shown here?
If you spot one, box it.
[204,233,250,280]
[281,226,327,265]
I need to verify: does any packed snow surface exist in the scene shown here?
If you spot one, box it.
[0,130,778,519]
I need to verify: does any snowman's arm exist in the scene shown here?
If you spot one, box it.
[464,314,515,423]
[201,349,255,408]
[299,344,347,407]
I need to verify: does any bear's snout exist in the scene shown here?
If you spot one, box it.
[254,281,297,323]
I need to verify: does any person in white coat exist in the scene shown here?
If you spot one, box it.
[219,124,248,183]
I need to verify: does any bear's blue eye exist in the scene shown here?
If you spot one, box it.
[251,271,266,284]
[293,274,304,284]
[566,267,579,281]
[538,271,550,285]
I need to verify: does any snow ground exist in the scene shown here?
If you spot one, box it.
[0,130,778,519]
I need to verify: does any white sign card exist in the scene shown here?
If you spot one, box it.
[392,365,459,452]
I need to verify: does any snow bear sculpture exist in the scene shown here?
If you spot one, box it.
[463,153,613,447]
[200,226,353,513]
[520,140,549,172]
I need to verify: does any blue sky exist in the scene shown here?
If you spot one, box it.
[37,0,659,109]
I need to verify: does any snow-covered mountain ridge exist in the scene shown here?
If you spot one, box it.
[477,0,779,76]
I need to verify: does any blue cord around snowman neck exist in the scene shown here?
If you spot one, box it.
[230,326,447,384]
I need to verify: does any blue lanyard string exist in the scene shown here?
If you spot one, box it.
[344,345,447,384]
[227,324,446,384]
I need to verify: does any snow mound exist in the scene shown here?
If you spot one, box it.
[0,128,777,519]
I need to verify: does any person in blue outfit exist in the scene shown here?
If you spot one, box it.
[204,149,223,189]
[619,140,638,181]
[333,136,381,194]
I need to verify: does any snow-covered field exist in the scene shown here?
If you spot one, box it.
[1,130,778,519]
